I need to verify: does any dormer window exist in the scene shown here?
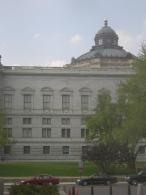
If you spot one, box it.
[98,39,103,45]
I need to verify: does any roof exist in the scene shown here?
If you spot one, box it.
[71,20,135,64]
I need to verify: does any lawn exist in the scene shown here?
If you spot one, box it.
[0,161,97,177]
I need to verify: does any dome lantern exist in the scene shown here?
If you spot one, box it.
[104,19,108,27]
[94,20,119,48]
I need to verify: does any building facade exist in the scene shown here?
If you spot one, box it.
[0,21,138,161]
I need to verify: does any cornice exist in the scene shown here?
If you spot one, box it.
[1,66,134,77]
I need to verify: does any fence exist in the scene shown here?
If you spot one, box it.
[65,184,144,195]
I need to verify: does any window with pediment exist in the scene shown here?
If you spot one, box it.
[1,87,15,110]
[41,87,53,111]
[79,87,92,112]
[60,88,73,112]
[23,94,32,111]
[22,87,35,111]
[4,94,12,109]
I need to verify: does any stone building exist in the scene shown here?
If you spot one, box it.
[0,21,136,161]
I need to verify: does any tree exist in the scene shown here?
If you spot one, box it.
[0,104,10,160]
[85,88,128,173]
[85,45,146,171]
[82,142,134,174]
[86,88,121,143]
[116,45,146,168]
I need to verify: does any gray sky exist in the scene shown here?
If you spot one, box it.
[0,0,146,67]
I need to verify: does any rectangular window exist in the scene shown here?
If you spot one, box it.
[82,146,88,155]
[81,128,89,138]
[139,146,146,154]
[62,146,69,155]
[62,95,70,111]
[23,118,32,125]
[42,128,51,138]
[4,145,11,154]
[81,95,89,111]
[5,118,12,125]
[81,128,86,138]
[4,94,12,109]
[42,118,51,125]
[99,39,103,45]
[23,146,30,154]
[4,128,12,138]
[43,95,51,110]
[81,118,86,125]
[62,128,70,138]
[62,118,70,125]
[43,146,50,154]
[23,128,32,138]
[23,95,32,111]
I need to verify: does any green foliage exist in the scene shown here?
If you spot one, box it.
[0,106,9,146]
[86,88,121,143]
[117,45,146,148]
[85,45,146,171]
[0,108,11,160]
[82,142,136,174]
[0,111,6,145]
[10,184,59,195]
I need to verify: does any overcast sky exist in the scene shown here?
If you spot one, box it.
[0,0,146,67]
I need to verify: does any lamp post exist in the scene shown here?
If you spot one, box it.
[78,160,84,178]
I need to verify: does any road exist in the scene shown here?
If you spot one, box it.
[61,182,146,195]
[4,182,146,195]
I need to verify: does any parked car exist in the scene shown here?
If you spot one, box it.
[125,170,146,185]
[76,174,117,186]
[19,174,59,185]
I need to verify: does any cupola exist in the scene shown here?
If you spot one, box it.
[94,20,119,48]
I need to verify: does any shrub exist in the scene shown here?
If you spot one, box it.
[10,184,59,195]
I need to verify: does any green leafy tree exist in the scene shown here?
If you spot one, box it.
[86,45,146,171]
[86,88,121,143]
[82,142,134,174]
[85,89,128,172]
[0,104,10,160]
[116,45,146,168]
